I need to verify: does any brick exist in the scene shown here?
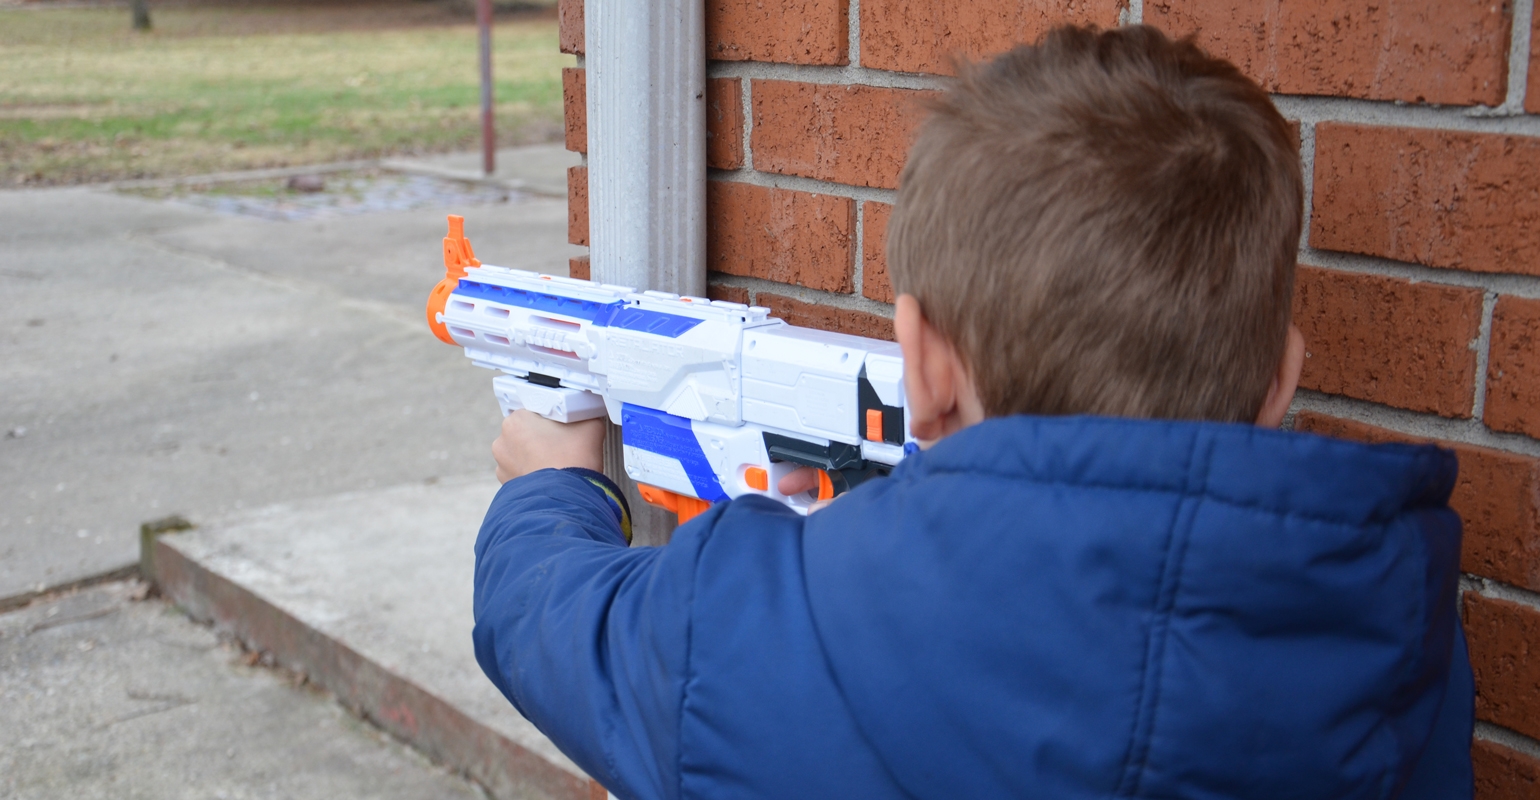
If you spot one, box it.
[1291,266,1481,418]
[1294,413,1540,591]
[1465,593,1540,741]
[706,0,848,66]
[862,202,894,303]
[707,181,854,293]
[1486,297,1540,440]
[1146,0,1511,106]
[558,0,583,56]
[859,0,1123,75]
[562,68,586,154]
[1311,124,1540,278]
[759,293,895,341]
[562,75,742,169]
[1474,738,1540,800]
[706,280,750,306]
[707,78,745,171]
[751,81,934,190]
[1529,11,1540,114]
[567,166,587,247]
[568,255,590,281]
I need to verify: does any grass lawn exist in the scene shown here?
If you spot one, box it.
[0,2,573,186]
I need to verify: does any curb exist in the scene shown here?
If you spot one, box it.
[148,532,605,800]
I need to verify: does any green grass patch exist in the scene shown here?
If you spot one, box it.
[0,5,573,185]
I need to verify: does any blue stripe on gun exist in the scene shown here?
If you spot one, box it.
[453,280,705,338]
[454,280,619,321]
[620,405,729,502]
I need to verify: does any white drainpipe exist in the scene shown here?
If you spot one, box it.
[584,0,707,297]
[586,0,707,547]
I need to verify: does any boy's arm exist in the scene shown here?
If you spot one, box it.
[472,465,703,800]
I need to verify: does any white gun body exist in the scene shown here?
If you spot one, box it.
[436,265,912,516]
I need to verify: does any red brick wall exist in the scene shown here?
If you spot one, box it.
[561,2,1540,789]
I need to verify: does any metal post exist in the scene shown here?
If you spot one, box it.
[131,0,151,30]
[477,0,496,177]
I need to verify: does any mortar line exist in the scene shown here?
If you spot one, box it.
[1471,292,1498,420]
[708,273,896,317]
[1291,390,1540,458]
[1501,0,1534,114]
[1474,721,1540,761]
[1123,0,1143,26]
[707,167,899,204]
[852,196,866,298]
[708,60,949,92]
[740,71,755,173]
[1266,95,1540,135]
[707,59,1540,136]
[1295,120,1318,262]
[1462,574,1540,611]
[1299,248,1540,299]
[847,0,861,68]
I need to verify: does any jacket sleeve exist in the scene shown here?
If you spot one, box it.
[472,468,716,800]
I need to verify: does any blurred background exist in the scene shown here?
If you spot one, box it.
[2,0,567,186]
[1,2,587,797]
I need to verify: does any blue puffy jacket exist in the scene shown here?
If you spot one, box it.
[473,415,1473,799]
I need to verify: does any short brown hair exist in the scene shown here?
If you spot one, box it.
[889,25,1303,423]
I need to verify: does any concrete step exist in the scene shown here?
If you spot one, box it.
[143,475,605,800]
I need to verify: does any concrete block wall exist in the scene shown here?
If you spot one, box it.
[559,1,1540,793]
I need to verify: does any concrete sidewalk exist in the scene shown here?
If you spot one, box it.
[0,580,489,799]
[0,145,584,607]
[145,476,601,800]
[1,144,596,799]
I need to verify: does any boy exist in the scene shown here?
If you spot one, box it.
[473,25,1472,799]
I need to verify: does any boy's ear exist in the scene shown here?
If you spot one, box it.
[896,295,983,443]
[1256,324,1306,428]
[896,295,952,443]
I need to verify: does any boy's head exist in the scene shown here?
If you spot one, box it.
[890,25,1304,435]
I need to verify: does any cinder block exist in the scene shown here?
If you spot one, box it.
[1291,266,1482,418]
[567,166,588,247]
[862,201,894,303]
[562,68,586,154]
[707,0,848,66]
[1485,297,1540,439]
[759,293,895,341]
[707,181,854,292]
[1311,124,1540,278]
[858,0,1122,74]
[1294,413,1540,592]
[1473,737,1540,800]
[751,81,935,190]
[1147,0,1510,106]
[1465,592,1540,742]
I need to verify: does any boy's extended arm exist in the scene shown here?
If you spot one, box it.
[472,468,704,800]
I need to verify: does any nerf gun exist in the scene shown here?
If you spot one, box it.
[427,216,912,523]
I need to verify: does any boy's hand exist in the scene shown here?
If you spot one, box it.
[777,467,836,513]
[492,410,606,484]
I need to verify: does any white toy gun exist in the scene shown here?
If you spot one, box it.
[427,216,913,523]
